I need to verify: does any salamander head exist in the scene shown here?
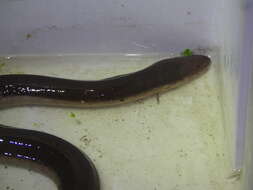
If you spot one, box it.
[178,55,211,77]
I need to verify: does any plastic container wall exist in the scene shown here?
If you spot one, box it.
[0,0,243,55]
[242,1,253,190]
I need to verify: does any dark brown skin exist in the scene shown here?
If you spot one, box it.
[0,55,211,108]
[0,55,211,190]
[0,124,100,190]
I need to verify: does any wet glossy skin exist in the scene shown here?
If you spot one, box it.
[0,55,211,107]
[0,55,211,190]
[0,124,100,190]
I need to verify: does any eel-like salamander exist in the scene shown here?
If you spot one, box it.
[0,55,211,190]
[0,124,99,190]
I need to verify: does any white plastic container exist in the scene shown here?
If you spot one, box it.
[0,0,252,190]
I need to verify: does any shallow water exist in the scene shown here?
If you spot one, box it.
[0,54,239,190]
